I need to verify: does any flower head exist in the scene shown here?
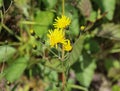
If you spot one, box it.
[30,29,35,36]
[53,15,71,29]
[80,25,85,31]
[47,29,65,47]
[63,39,72,51]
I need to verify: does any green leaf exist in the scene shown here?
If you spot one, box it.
[102,0,116,20]
[113,60,120,68]
[94,23,120,40]
[104,58,114,71]
[65,3,80,36]
[77,0,92,17]
[0,56,29,82]
[42,0,57,9]
[66,35,85,67]
[112,85,120,91]
[84,39,100,54]
[105,58,120,71]
[70,17,80,36]
[0,0,2,8]
[76,59,96,87]
[87,11,97,22]
[92,0,116,20]
[33,11,54,37]
[110,42,120,53]
[108,68,120,78]
[0,46,16,63]
[45,58,65,72]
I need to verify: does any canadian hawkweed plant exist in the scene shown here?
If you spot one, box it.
[46,0,73,90]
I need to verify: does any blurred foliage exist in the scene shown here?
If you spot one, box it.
[0,0,120,91]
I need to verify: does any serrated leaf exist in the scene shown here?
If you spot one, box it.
[77,0,92,17]
[76,60,96,87]
[94,23,120,40]
[65,35,85,67]
[0,56,29,82]
[0,46,16,63]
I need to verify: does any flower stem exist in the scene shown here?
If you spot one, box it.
[61,45,65,61]
[61,44,66,91]
[62,0,65,15]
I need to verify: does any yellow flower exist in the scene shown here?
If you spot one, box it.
[63,39,72,51]
[80,25,85,31]
[53,15,71,29]
[47,29,65,47]
[30,29,35,36]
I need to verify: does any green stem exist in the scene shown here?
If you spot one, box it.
[2,24,21,41]
[61,45,66,91]
[61,45,65,61]
[69,84,88,91]
[0,42,21,45]
[20,21,48,26]
[39,41,60,58]
[0,11,3,25]
[62,0,65,15]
